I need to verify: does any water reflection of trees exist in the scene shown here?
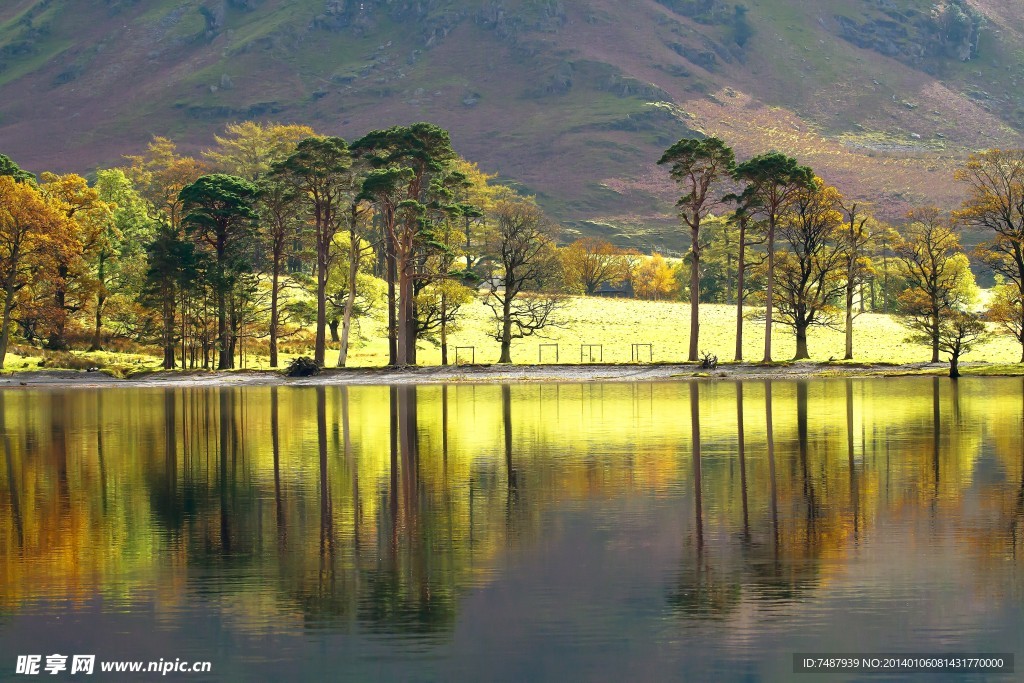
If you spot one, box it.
[2,379,1024,629]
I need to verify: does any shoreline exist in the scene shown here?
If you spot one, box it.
[1,361,1020,389]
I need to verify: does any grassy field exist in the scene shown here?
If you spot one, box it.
[4,295,1023,374]
[386,296,1023,367]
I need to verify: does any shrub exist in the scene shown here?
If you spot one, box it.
[286,356,320,377]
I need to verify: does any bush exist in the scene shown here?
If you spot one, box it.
[37,351,104,371]
[286,356,320,377]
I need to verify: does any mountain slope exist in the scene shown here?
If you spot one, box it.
[1,0,1022,250]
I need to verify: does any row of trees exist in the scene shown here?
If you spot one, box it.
[0,122,567,370]
[650,138,1024,374]
[4,124,1024,372]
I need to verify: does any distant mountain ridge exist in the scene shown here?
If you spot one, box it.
[1,0,1022,250]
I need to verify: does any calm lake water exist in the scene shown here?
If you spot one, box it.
[1,378,1023,681]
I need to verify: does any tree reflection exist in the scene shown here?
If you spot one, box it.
[668,382,742,621]
[3,379,1024,638]
[737,382,749,543]
[847,380,860,542]
[1,392,23,550]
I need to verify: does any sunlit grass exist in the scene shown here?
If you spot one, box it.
[346,295,1024,367]
[5,295,1022,372]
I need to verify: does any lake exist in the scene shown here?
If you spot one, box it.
[1,378,1023,681]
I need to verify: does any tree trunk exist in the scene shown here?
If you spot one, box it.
[90,256,107,352]
[843,278,854,360]
[90,293,106,352]
[217,281,231,370]
[397,253,414,366]
[763,220,775,363]
[328,319,340,343]
[794,323,810,360]
[0,283,17,369]
[931,312,940,363]
[440,293,448,366]
[688,223,700,362]
[337,246,359,368]
[386,232,398,366]
[269,255,281,368]
[47,264,69,351]
[163,299,176,370]
[314,251,328,367]
[499,297,513,363]
[949,354,960,379]
[735,221,745,362]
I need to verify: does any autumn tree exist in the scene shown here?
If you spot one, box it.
[179,174,260,369]
[936,310,988,379]
[773,181,847,360]
[38,172,112,350]
[0,177,69,367]
[561,237,624,295]
[987,284,1024,362]
[893,208,977,363]
[634,253,678,301]
[273,136,353,366]
[955,149,1024,361]
[482,198,565,363]
[659,137,736,361]
[204,121,316,181]
[733,153,815,362]
[124,137,207,232]
[838,199,873,359]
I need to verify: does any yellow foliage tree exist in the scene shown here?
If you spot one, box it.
[560,237,625,295]
[37,172,114,349]
[204,121,316,181]
[0,176,73,367]
[634,253,677,301]
[124,136,207,231]
[893,208,978,363]
[987,283,1024,362]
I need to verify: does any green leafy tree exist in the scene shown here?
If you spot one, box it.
[659,136,735,361]
[179,174,259,369]
[733,152,815,362]
[273,136,354,366]
[92,169,154,351]
[358,167,413,365]
[352,123,457,366]
[0,153,34,183]
[143,226,198,369]
[256,177,304,367]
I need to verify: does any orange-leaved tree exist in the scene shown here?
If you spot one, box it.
[0,176,74,367]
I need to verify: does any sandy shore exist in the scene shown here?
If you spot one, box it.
[0,360,997,389]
